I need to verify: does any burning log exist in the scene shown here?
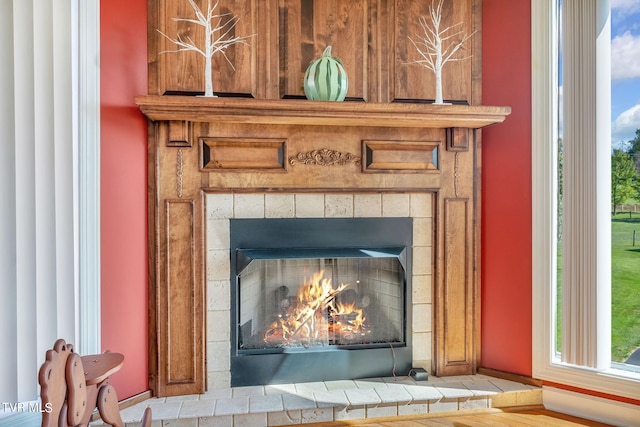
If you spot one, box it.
[288,281,348,339]
[263,270,364,345]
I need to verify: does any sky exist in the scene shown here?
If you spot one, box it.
[611,0,640,147]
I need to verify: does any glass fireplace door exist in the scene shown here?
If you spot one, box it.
[237,250,406,352]
[229,218,413,386]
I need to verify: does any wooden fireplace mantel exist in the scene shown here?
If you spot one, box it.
[138,95,510,397]
[136,96,510,129]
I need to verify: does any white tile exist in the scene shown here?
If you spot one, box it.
[232,386,265,398]
[345,388,382,406]
[398,401,427,415]
[313,390,349,408]
[488,378,531,392]
[403,384,443,401]
[423,375,446,383]
[206,249,230,281]
[165,394,199,402]
[412,303,431,333]
[179,399,215,418]
[281,394,316,411]
[459,396,489,410]
[433,382,474,399]
[324,380,357,391]
[334,405,366,421]
[412,275,432,304]
[412,246,432,275]
[249,395,284,413]
[207,280,230,312]
[325,194,353,217]
[300,407,334,424]
[162,418,198,427]
[469,374,494,382]
[265,194,295,218]
[354,194,382,217]
[207,194,233,219]
[234,194,265,218]
[428,398,458,413]
[438,375,475,383]
[265,383,297,395]
[207,219,230,250]
[381,376,416,385]
[410,193,433,218]
[213,397,248,416]
[461,380,501,395]
[412,218,432,246]
[382,194,410,217]
[233,412,267,427]
[374,384,411,404]
[198,415,233,427]
[267,410,302,426]
[412,332,432,362]
[207,311,230,343]
[201,389,232,400]
[294,194,325,217]
[354,378,387,389]
[365,403,398,418]
[294,381,327,393]
[206,341,230,372]
[144,401,182,420]
[207,371,230,391]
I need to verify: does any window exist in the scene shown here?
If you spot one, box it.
[532,0,640,410]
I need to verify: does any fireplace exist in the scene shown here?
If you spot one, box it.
[228,218,412,386]
[137,95,510,396]
[205,192,433,390]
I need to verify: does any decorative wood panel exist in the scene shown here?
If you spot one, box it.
[441,198,473,370]
[159,199,205,395]
[279,0,368,100]
[393,0,476,103]
[148,0,480,103]
[151,0,260,96]
[362,140,438,172]
[201,138,286,170]
[168,120,190,147]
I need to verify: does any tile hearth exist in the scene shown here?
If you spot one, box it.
[93,374,541,427]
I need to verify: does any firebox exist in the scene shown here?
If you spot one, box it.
[229,217,413,386]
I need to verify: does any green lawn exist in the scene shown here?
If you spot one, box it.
[611,212,640,362]
[556,212,640,362]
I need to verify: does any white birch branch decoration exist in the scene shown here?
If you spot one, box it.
[158,0,255,97]
[408,0,476,104]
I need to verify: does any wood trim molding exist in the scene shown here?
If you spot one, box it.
[136,96,510,129]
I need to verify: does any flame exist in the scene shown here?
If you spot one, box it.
[264,270,368,345]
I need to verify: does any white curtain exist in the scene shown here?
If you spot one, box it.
[0,0,100,405]
[561,0,611,369]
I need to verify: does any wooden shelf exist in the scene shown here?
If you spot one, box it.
[135,96,511,129]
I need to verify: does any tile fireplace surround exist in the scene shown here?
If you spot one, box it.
[205,192,434,390]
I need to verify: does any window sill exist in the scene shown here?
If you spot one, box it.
[534,359,640,401]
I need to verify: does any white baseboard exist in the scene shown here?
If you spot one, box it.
[543,386,640,427]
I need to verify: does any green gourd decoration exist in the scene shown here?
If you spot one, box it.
[303,46,348,101]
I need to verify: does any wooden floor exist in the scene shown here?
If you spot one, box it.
[301,406,614,427]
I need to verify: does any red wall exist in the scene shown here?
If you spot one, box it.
[98,0,535,397]
[100,0,149,399]
[481,0,533,376]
